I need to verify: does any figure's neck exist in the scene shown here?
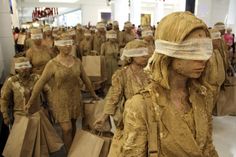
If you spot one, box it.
[58,52,69,58]
[130,62,144,72]
[169,68,188,92]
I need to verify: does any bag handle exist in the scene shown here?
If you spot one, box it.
[142,93,160,157]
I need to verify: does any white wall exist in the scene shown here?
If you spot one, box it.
[0,0,15,83]
[11,0,20,27]
[227,0,236,33]
[81,4,111,25]
[195,0,230,27]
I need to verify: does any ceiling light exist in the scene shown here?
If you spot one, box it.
[39,0,79,3]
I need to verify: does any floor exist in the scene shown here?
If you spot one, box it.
[213,116,236,157]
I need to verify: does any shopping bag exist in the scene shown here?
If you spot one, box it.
[21,113,40,157]
[216,77,236,115]
[83,99,111,132]
[2,111,63,157]
[2,115,28,157]
[39,110,64,153]
[17,34,26,45]
[68,129,104,157]
[82,56,106,81]
[2,114,39,157]
[98,132,113,157]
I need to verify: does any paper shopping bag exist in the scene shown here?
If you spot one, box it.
[83,99,111,132]
[68,129,104,157]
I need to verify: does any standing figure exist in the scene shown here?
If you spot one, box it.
[75,24,84,47]
[202,29,226,104]
[26,28,53,75]
[42,25,54,49]
[119,21,136,48]
[121,12,219,157]
[214,22,229,71]
[142,27,155,55]
[24,29,34,50]
[93,22,106,54]
[1,57,42,126]
[112,21,121,43]
[26,33,99,152]
[94,39,151,157]
[80,29,93,56]
[101,30,119,85]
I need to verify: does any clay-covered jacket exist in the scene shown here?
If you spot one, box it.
[122,82,219,157]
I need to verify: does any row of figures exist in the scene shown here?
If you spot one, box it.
[1,11,236,157]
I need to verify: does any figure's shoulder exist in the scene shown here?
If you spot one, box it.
[112,66,128,79]
[6,75,18,83]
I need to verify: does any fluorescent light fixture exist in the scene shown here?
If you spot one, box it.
[39,0,79,3]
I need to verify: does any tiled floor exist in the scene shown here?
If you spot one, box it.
[213,116,236,157]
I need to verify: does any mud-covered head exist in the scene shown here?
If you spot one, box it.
[150,11,212,89]
[121,39,150,66]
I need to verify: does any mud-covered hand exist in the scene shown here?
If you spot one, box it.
[93,114,109,131]
[3,117,10,125]
[24,101,32,113]
[93,94,100,101]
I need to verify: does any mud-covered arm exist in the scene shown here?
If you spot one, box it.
[119,32,125,48]
[103,70,124,115]
[0,78,13,120]
[121,95,148,157]
[100,43,105,56]
[25,48,32,62]
[27,61,54,106]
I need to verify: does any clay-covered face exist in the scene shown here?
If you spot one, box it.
[143,35,153,42]
[132,55,149,67]
[16,68,31,78]
[125,27,132,32]
[109,38,117,42]
[113,25,119,30]
[33,39,42,46]
[98,28,105,32]
[171,29,208,78]
[44,31,52,36]
[220,29,225,36]
[212,39,221,49]
[57,45,72,55]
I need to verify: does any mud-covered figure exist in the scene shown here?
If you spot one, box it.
[80,29,93,56]
[201,29,225,104]
[75,24,85,47]
[94,39,151,157]
[1,57,43,125]
[101,30,119,85]
[26,28,53,75]
[0,57,64,156]
[26,33,99,152]
[67,28,79,58]
[142,27,155,56]
[93,22,106,54]
[119,21,136,48]
[24,30,34,50]
[42,26,54,49]
[112,21,122,44]
[122,12,219,157]
[214,22,230,73]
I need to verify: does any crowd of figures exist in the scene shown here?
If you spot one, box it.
[0,11,236,157]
